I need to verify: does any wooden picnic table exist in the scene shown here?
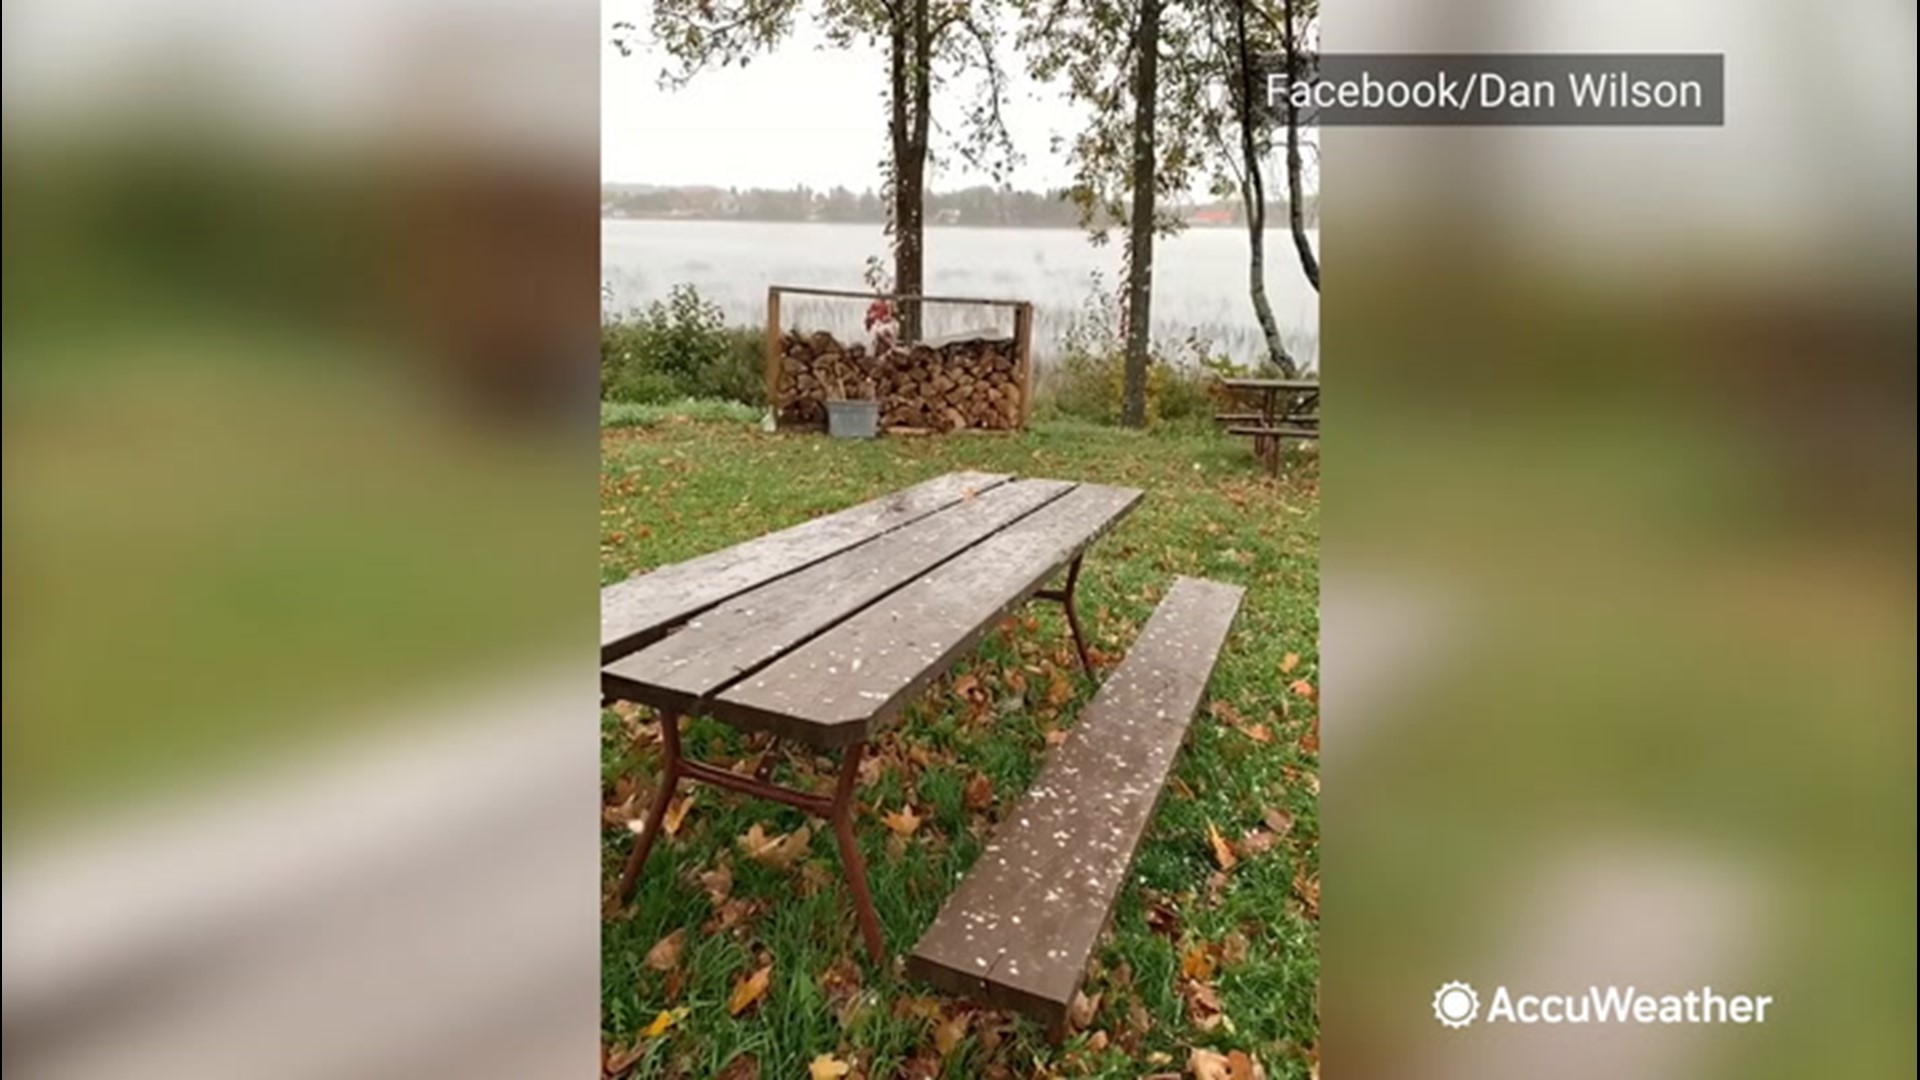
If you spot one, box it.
[600,472,1142,961]
[1216,377,1318,475]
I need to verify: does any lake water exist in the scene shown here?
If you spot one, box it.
[601,219,1319,369]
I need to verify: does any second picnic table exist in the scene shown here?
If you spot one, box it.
[599,472,1142,962]
[1216,377,1319,474]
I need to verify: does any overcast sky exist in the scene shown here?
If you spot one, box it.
[600,0,1096,191]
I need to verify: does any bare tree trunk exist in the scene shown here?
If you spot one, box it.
[1283,0,1320,292]
[885,4,930,343]
[1235,0,1298,377]
[1121,0,1162,429]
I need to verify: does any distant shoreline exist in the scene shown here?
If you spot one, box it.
[600,215,1310,231]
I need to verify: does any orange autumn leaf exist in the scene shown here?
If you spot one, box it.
[882,805,924,837]
[963,772,994,811]
[1207,823,1239,871]
[1046,674,1074,707]
[661,795,695,835]
[808,1055,852,1080]
[951,672,980,700]
[1288,678,1317,701]
[1180,944,1218,982]
[727,964,773,1016]
[640,1008,683,1038]
[1280,652,1301,673]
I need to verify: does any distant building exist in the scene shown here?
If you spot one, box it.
[935,208,962,225]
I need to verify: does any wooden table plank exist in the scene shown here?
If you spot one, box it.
[711,483,1143,745]
[599,471,1011,660]
[603,479,1077,711]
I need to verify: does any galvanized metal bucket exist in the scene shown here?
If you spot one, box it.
[826,399,880,439]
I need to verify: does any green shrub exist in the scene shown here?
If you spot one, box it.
[601,284,766,406]
[1034,284,1237,427]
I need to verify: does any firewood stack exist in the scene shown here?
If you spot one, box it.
[774,330,1026,432]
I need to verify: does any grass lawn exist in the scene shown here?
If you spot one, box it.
[600,416,1320,1079]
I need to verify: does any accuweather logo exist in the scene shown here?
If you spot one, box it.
[1432,981,1774,1029]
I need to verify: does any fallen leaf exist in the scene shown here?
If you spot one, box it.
[1084,1030,1110,1051]
[1127,998,1153,1039]
[1196,875,1226,911]
[1180,944,1217,982]
[1068,990,1101,1031]
[604,1040,646,1077]
[1145,896,1182,936]
[703,897,759,935]
[727,964,772,1016]
[933,1011,972,1056]
[738,824,812,870]
[714,1053,760,1080]
[1287,678,1316,701]
[1207,823,1239,871]
[1293,869,1321,919]
[641,1008,681,1038]
[1185,980,1225,1030]
[662,794,695,836]
[644,929,685,972]
[1190,1047,1232,1080]
[1262,808,1295,836]
[952,673,981,700]
[883,805,924,837]
[1239,830,1278,857]
[1241,723,1274,744]
[892,995,946,1022]
[964,773,995,812]
[1221,930,1250,966]
[698,862,734,904]
[1226,1049,1257,1080]
[1046,674,1074,707]
[808,1054,852,1080]
[1280,652,1300,674]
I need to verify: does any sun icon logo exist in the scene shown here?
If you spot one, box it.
[1433,981,1480,1028]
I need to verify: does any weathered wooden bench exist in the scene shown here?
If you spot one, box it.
[904,575,1245,1035]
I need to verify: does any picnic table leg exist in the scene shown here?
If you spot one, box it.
[611,708,684,905]
[1036,553,1096,675]
[828,740,888,963]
